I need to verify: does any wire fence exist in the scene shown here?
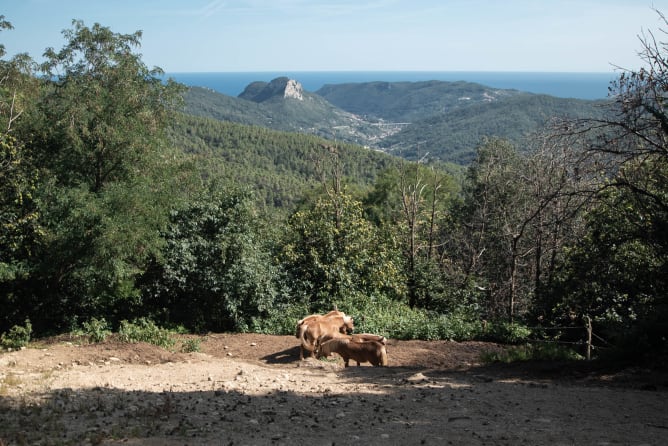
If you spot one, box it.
[524,316,611,360]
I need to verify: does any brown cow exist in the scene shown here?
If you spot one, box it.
[295,310,346,336]
[297,314,354,360]
[318,338,388,367]
[315,333,387,353]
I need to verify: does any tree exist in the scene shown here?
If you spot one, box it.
[37,20,184,192]
[0,17,45,331]
[281,191,404,310]
[141,187,277,332]
[545,9,668,357]
[546,159,668,354]
[456,138,531,319]
[9,21,189,332]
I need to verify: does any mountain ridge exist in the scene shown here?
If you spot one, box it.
[183,77,607,164]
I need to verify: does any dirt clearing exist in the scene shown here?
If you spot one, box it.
[1,333,667,445]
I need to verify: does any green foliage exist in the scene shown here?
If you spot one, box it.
[118,318,175,349]
[0,20,194,334]
[37,20,184,192]
[0,319,32,349]
[251,301,312,335]
[0,134,41,283]
[168,113,403,211]
[281,192,405,306]
[481,321,532,344]
[333,292,483,341]
[0,21,45,332]
[181,337,202,353]
[544,165,668,358]
[80,317,111,343]
[457,139,528,319]
[141,186,278,332]
[481,343,584,364]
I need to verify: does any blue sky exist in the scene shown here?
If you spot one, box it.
[2,0,667,72]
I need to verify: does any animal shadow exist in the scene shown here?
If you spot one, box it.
[261,345,301,364]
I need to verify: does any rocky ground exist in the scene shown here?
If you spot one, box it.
[1,333,667,445]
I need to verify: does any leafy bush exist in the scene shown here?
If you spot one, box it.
[81,317,111,343]
[181,337,202,353]
[249,291,534,343]
[307,293,483,341]
[481,342,584,363]
[481,321,532,344]
[252,301,311,335]
[0,319,32,349]
[118,318,175,349]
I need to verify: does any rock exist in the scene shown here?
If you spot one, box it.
[239,77,304,102]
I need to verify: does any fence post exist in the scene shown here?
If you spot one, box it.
[585,316,592,360]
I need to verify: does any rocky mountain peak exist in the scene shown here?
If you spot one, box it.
[239,77,304,102]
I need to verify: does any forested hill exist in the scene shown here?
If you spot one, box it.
[316,81,609,163]
[168,113,406,209]
[183,81,386,147]
[316,80,525,121]
[183,78,607,164]
[381,93,609,164]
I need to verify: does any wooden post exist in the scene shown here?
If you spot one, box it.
[585,316,592,361]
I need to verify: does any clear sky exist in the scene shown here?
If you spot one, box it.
[2,0,667,73]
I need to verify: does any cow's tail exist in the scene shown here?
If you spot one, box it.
[379,345,388,366]
[298,323,315,352]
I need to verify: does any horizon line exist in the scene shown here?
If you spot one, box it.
[165,69,619,74]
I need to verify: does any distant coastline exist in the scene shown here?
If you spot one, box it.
[166,71,618,100]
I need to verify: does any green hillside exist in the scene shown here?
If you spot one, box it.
[168,113,404,209]
[380,93,609,163]
[185,78,608,165]
[315,80,524,121]
[184,84,385,147]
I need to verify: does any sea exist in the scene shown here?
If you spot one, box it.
[166,71,619,101]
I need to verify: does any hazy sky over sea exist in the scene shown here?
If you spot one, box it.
[3,0,667,73]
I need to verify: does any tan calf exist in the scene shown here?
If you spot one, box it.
[318,338,388,367]
[315,332,387,352]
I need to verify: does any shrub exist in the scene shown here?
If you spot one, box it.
[255,292,485,341]
[482,321,532,344]
[181,337,202,353]
[81,317,111,343]
[118,318,175,349]
[251,301,311,335]
[0,319,32,349]
[481,342,584,363]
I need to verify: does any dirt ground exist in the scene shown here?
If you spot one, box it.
[1,333,667,446]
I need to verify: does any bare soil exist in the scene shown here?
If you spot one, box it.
[1,333,667,445]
